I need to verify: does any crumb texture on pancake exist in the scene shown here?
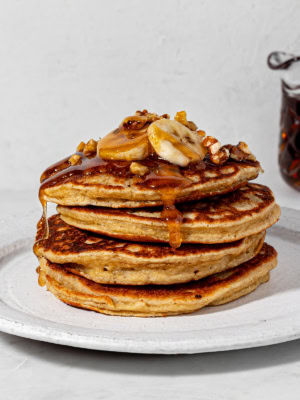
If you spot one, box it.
[58,184,280,244]
[34,214,266,285]
[38,243,277,317]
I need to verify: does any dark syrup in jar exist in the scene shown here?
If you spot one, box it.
[268,51,300,190]
[279,83,300,190]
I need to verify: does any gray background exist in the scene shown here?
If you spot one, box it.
[0,0,300,200]
[0,2,299,399]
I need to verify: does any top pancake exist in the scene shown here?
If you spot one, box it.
[40,153,262,208]
[57,184,281,244]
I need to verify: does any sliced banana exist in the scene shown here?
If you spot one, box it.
[156,139,190,167]
[148,119,207,167]
[98,129,149,161]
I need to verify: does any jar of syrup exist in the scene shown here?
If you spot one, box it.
[268,51,300,191]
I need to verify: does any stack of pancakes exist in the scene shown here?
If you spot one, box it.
[34,114,280,317]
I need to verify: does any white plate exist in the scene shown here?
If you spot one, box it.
[0,208,299,354]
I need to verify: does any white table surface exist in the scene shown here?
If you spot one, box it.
[0,182,299,400]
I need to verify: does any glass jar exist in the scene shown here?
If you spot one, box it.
[268,51,300,191]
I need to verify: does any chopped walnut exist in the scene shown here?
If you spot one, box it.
[202,136,218,148]
[186,121,198,131]
[175,111,198,131]
[197,130,206,137]
[135,109,149,116]
[209,141,221,155]
[69,154,82,165]
[229,142,256,162]
[202,137,256,165]
[76,141,85,152]
[237,141,256,161]
[122,115,147,130]
[230,146,246,161]
[175,111,187,124]
[202,136,229,165]
[135,109,169,120]
[210,147,230,165]
[122,111,169,131]
[83,139,97,156]
[130,162,149,176]
[144,111,169,122]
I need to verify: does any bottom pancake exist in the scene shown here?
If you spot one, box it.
[38,243,277,317]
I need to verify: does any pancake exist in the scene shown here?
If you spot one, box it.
[34,215,265,286]
[40,155,262,208]
[57,184,280,244]
[37,243,277,317]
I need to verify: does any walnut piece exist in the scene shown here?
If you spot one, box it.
[135,109,150,116]
[237,141,256,161]
[130,162,149,176]
[76,141,85,152]
[202,136,229,165]
[209,141,221,155]
[175,111,198,131]
[202,136,219,148]
[229,142,256,162]
[210,147,230,165]
[123,116,148,130]
[83,139,97,156]
[136,109,170,121]
[202,136,256,165]
[197,130,206,137]
[122,110,170,131]
[69,154,82,165]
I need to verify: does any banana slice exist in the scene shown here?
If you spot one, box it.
[98,128,149,161]
[148,119,207,167]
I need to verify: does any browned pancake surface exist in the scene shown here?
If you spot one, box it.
[34,214,259,259]
[34,214,266,285]
[38,243,278,316]
[44,243,277,298]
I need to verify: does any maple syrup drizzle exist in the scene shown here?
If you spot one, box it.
[160,190,184,248]
[98,127,149,158]
[38,113,208,247]
[38,150,196,247]
[37,267,46,287]
[140,163,193,248]
[42,200,49,238]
